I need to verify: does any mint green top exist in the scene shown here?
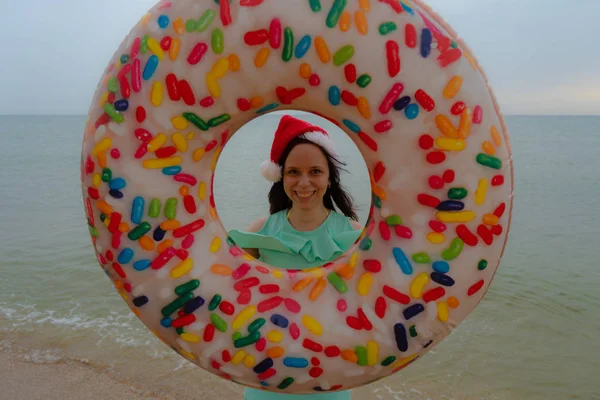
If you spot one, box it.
[228,209,361,400]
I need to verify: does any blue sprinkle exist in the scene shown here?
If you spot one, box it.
[431,272,455,287]
[421,28,432,58]
[405,104,419,120]
[295,35,312,59]
[157,15,169,28]
[183,296,205,314]
[133,259,151,271]
[117,248,134,264]
[260,381,269,387]
[162,166,182,176]
[133,296,148,307]
[114,99,129,112]
[393,96,411,111]
[131,197,144,224]
[161,317,172,328]
[119,54,129,64]
[153,226,167,241]
[393,248,413,275]
[283,357,309,368]
[394,323,408,352]
[143,55,159,80]
[432,261,450,274]
[109,177,127,190]
[403,304,425,320]
[437,200,465,211]
[401,2,414,14]
[256,103,280,114]
[253,358,274,374]
[270,314,289,328]
[109,189,123,199]
[342,119,361,133]
[328,86,341,106]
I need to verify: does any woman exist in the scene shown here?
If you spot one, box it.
[228,114,362,400]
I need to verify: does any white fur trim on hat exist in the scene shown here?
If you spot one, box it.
[260,159,282,182]
[304,131,338,157]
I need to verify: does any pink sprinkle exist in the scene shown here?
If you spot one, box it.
[229,247,244,257]
[188,43,208,65]
[174,173,197,186]
[130,37,141,60]
[473,105,483,124]
[182,234,195,249]
[289,323,300,340]
[284,298,301,314]
[110,149,120,159]
[337,299,347,312]
[232,263,251,280]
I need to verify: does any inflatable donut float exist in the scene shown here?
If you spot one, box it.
[81,0,513,394]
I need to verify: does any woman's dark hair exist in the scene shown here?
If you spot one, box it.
[268,135,358,221]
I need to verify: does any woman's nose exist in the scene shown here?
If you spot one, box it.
[298,173,311,186]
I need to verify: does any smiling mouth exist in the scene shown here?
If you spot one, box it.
[295,191,316,200]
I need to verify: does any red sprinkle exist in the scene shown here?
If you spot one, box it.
[232,263,251,280]
[178,79,196,106]
[205,140,218,152]
[426,151,446,164]
[303,339,323,352]
[219,301,235,315]
[134,143,148,159]
[324,346,341,357]
[415,89,435,111]
[428,175,444,189]
[311,357,320,366]
[468,279,485,296]
[309,74,321,86]
[363,260,382,273]
[374,162,386,182]
[108,212,121,234]
[429,220,446,233]
[374,120,392,133]
[289,323,300,340]
[172,314,196,328]
[156,146,177,159]
[346,316,362,330]
[379,221,391,240]
[234,277,260,291]
[134,128,152,142]
[492,175,505,186]
[383,285,410,304]
[123,283,132,293]
[357,308,373,331]
[200,96,214,107]
[258,369,276,380]
[220,0,232,25]
[405,23,417,48]
[375,296,386,318]
[176,249,188,260]
[173,219,205,238]
[244,29,269,46]
[341,90,358,106]
[358,132,378,151]
[283,298,301,314]
[491,225,503,235]
[165,73,180,101]
[309,367,323,378]
[419,135,434,150]
[494,203,506,218]
[473,105,483,124]
[88,187,100,200]
[237,98,251,111]
[211,360,221,370]
[160,36,172,51]
[110,149,120,159]
[113,263,126,279]
[257,296,283,312]
[94,113,110,129]
[119,75,131,99]
[418,193,441,208]
[337,299,347,312]
[456,224,478,246]
[438,48,462,67]
[442,169,455,183]
[451,101,466,115]
[237,289,252,305]
[256,337,267,351]
[174,173,197,186]
[203,324,215,342]
[107,92,115,105]
[379,0,403,14]
[188,43,208,65]
[423,287,446,303]
[394,225,413,239]
[259,284,280,294]
[344,64,357,83]
[269,18,282,49]
[386,40,401,77]
[477,225,493,245]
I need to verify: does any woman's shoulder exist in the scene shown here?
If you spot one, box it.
[247,216,268,233]
[247,210,287,233]
[329,210,363,232]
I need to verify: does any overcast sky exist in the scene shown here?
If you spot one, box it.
[0,0,596,115]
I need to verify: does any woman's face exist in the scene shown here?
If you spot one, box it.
[283,143,330,211]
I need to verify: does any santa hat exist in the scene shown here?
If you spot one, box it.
[260,115,337,182]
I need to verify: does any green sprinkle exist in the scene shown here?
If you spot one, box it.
[373,194,382,208]
[409,325,418,337]
[359,237,372,250]
[140,35,149,55]
[101,168,112,182]
[183,112,209,131]
[381,356,396,366]
[412,252,431,264]
[128,222,151,241]
[385,215,402,226]
[379,22,397,35]
[451,40,458,48]
[197,10,216,32]
[107,77,118,93]
[478,259,488,271]
[176,327,184,334]
[232,331,242,341]
[210,313,227,332]
[165,198,178,220]
[327,272,348,294]
[326,0,347,28]
[248,318,266,333]
[357,74,372,88]
[282,27,294,62]
[476,153,502,170]
[226,237,236,247]
[211,28,224,54]
[277,377,294,390]
[149,198,161,218]
[309,0,321,12]
[119,54,129,64]
[208,294,222,311]
[185,18,196,32]
[89,226,99,238]
[103,103,124,123]
[99,214,106,222]
[442,238,464,261]
[448,188,468,200]
[175,280,200,296]
[208,114,231,127]
[355,346,367,366]
[333,44,355,66]
[234,331,261,348]
[161,292,194,316]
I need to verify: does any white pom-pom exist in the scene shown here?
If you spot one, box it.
[260,160,282,182]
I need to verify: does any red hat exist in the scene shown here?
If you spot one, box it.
[260,115,337,182]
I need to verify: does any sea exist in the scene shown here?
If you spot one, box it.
[0,113,598,400]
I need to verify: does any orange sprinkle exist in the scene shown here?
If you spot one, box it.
[169,38,181,61]
[266,346,285,358]
[250,96,264,108]
[173,17,185,35]
[139,236,155,251]
[211,264,233,276]
[228,53,241,72]
[482,213,499,226]
[372,185,386,201]
[309,278,326,301]
[96,201,113,215]
[118,222,130,233]
[491,125,502,146]
[299,63,312,79]
[210,207,218,220]
[358,97,371,119]
[179,185,189,196]
[359,0,370,11]
[458,108,472,139]
[114,280,123,290]
[341,349,358,363]
[254,48,270,68]
[158,239,174,254]
[482,141,496,155]
[354,11,368,35]
[336,264,355,280]
[339,11,351,32]
[447,296,460,309]
[160,220,181,230]
[293,277,314,292]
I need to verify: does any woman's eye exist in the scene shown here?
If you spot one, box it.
[287,170,298,175]
[311,169,321,174]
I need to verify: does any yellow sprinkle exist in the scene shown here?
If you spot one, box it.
[244,355,255,368]
[171,116,189,130]
[242,252,254,261]
[339,11,351,32]
[93,174,101,188]
[458,108,472,139]
[315,36,331,63]
[172,132,187,152]
[436,211,476,223]
[308,267,325,278]
[160,220,181,231]
[359,0,370,11]
[206,73,220,98]
[173,17,185,35]
[139,236,155,251]
[427,232,445,244]
[187,132,195,140]
[151,81,163,106]
[301,315,323,336]
[267,330,283,343]
[103,217,110,228]
[169,38,181,60]
[97,151,107,169]
[349,252,358,268]
[435,137,466,151]
[146,37,164,60]
[491,125,502,146]
[228,53,241,71]
[99,92,109,107]
[357,272,373,296]
[142,157,182,169]
[92,137,112,157]
[271,269,283,279]
[212,58,230,78]
[390,354,418,369]
[299,63,312,79]
[140,13,151,26]
[193,148,206,162]
[210,236,222,253]
[266,346,285,359]
[483,213,499,225]
[211,147,221,171]
[309,278,326,301]
[463,50,478,70]
[443,76,463,99]
[293,277,314,292]
[250,96,264,108]
[233,306,257,330]
[354,11,368,35]
[435,115,459,139]
[437,301,449,322]
[210,264,231,275]
[96,201,113,215]
[367,341,378,366]
[410,272,430,299]
[170,259,193,279]
[482,140,496,155]
[180,333,200,343]
[231,350,246,365]
[119,290,129,302]
[198,182,207,201]
[475,178,488,206]
[254,47,270,68]
[147,134,167,152]
[358,97,371,119]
